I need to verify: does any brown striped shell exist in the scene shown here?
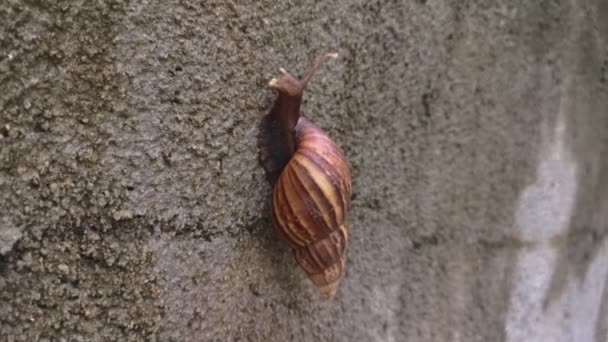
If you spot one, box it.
[257,53,352,299]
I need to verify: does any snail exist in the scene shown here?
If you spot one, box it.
[257,53,352,299]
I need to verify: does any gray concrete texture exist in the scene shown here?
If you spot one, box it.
[1,0,607,341]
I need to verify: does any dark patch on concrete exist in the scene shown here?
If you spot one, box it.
[0,217,161,341]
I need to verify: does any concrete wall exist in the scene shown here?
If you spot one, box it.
[1,1,607,341]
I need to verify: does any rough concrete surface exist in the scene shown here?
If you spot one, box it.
[1,0,607,341]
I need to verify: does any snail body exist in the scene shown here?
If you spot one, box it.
[258,53,351,299]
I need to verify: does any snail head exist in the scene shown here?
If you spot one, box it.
[268,53,338,97]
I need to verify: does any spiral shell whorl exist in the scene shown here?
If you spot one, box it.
[296,224,348,299]
[271,118,351,299]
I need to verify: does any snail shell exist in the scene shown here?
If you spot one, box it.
[258,53,352,299]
